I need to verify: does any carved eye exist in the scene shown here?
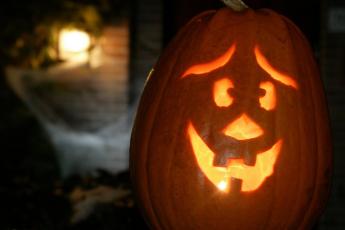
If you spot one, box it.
[259,81,276,111]
[213,78,234,107]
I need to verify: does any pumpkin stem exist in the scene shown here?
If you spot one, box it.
[221,0,248,11]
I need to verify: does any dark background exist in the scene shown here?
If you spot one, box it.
[0,0,344,229]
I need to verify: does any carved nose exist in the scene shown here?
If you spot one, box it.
[222,114,263,140]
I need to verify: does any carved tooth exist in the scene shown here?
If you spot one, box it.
[213,150,239,167]
[244,152,256,166]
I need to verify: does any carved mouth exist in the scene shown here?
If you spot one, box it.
[187,121,282,193]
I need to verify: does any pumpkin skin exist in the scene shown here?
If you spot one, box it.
[130,7,332,230]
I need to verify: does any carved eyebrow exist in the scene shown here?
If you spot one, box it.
[181,43,236,78]
[254,45,298,89]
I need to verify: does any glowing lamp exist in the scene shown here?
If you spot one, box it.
[58,29,91,63]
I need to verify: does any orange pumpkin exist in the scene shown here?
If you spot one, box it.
[130,4,332,229]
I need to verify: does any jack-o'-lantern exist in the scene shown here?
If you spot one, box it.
[130,1,332,229]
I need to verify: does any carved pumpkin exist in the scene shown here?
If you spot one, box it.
[130,6,332,230]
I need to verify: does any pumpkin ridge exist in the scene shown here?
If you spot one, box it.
[145,12,215,228]
[289,22,314,229]
[278,18,312,229]
[282,16,331,229]
[281,20,305,228]
[257,9,289,46]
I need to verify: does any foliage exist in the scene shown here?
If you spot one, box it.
[0,0,128,69]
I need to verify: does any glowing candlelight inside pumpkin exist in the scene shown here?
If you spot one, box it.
[217,181,228,191]
[58,29,91,63]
